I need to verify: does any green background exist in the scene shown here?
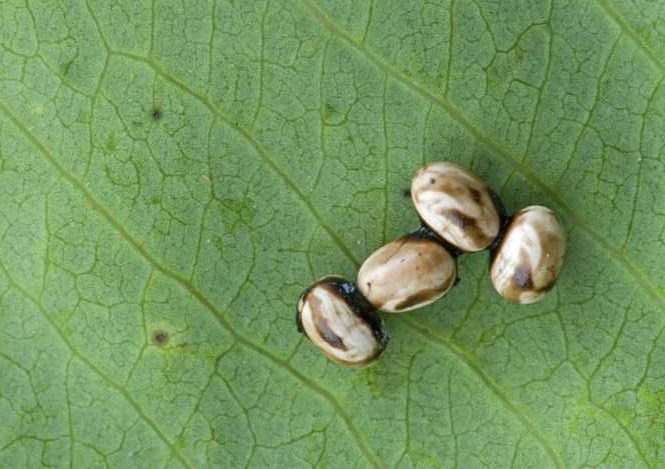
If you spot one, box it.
[1,0,664,467]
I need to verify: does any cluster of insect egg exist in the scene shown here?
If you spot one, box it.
[296,162,567,367]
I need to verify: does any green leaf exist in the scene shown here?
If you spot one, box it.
[1,0,663,467]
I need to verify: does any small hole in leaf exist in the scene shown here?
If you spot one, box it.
[152,330,169,346]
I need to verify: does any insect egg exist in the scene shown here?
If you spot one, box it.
[411,161,502,252]
[357,228,457,312]
[296,276,388,367]
[490,205,566,304]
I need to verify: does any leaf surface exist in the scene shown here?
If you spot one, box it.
[0,0,664,467]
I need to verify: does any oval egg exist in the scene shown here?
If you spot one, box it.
[297,276,388,367]
[358,230,457,313]
[490,206,566,304]
[411,161,501,252]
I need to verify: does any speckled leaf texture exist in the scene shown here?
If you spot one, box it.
[1,0,664,468]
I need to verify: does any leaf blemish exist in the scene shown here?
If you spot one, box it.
[152,329,169,347]
[151,107,162,121]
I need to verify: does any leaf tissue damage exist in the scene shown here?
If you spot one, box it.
[152,329,169,347]
[151,107,163,121]
[0,0,664,467]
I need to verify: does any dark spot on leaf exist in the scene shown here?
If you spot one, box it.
[151,108,162,121]
[403,188,411,197]
[152,330,169,347]
[430,178,436,184]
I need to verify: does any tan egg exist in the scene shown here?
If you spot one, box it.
[490,206,566,304]
[358,230,457,312]
[411,161,501,252]
[296,276,388,367]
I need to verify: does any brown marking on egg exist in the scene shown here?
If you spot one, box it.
[513,266,534,290]
[469,187,482,203]
[313,315,347,350]
[447,209,474,229]
[393,287,446,312]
